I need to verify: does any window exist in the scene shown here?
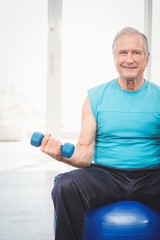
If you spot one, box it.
[151,0,160,86]
[0,0,48,140]
[61,0,145,136]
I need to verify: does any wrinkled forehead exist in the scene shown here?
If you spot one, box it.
[115,33,144,52]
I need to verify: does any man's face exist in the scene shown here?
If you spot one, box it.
[114,34,149,82]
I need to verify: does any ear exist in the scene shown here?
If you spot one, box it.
[146,53,150,67]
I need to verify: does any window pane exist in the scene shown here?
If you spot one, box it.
[62,0,145,135]
[151,0,160,86]
[0,0,48,140]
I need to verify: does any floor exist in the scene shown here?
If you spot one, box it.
[0,140,75,240]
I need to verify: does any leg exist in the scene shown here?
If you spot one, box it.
[52,164,129,240]
[132,167,160,209]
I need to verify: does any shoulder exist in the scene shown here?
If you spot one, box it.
[88,79,115,96]
[147,80,160,93]
[87,79,115,119]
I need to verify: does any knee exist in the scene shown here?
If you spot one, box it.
[51,172,74,202]
[54,173,64,186]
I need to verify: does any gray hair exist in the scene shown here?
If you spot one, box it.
[112,27,150,56]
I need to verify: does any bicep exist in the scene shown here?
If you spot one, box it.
[77,96,97,150]
[62,96,97,167]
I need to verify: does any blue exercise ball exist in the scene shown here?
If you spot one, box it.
[83,201,160,240]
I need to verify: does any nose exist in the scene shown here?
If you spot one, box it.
[125,53,134,64]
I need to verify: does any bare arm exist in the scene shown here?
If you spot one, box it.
[40,96,97,168]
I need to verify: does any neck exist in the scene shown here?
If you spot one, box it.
[117,78,144,91]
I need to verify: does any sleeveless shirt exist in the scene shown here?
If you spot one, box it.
[88,79,160,168]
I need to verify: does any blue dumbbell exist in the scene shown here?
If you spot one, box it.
[30,131,75,158]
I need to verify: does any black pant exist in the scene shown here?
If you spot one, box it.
[52,164,160,240]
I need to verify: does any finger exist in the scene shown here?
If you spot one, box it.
[40,134,51,150]
[47,139,62,156]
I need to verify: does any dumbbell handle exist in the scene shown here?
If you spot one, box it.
[30,132,75,158]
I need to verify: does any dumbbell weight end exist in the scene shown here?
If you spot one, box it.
[30,132,75,158]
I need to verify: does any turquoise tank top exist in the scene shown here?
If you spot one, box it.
[88,79,160,168]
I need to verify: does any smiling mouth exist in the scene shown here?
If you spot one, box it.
[123,66,137,69]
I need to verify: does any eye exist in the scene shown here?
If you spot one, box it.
[133,50,142,55]
[119,51,127,56]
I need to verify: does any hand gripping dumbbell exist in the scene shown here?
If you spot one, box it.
[30,132,75,158]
